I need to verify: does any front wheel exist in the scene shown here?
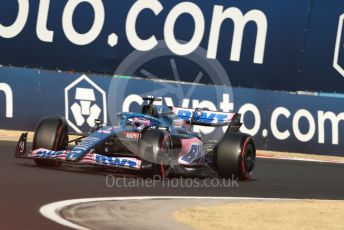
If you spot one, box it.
[32,118,69,167]
[214,132,256,180]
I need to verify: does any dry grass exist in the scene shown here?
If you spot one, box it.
[0,129,80,143]
[0,130,34,142]
[175,200,344,230]
[258,150,344,162]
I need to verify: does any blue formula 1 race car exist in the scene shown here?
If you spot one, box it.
[15,97,256,179]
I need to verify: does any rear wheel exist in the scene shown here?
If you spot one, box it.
[33,118,69,167]
[139,129,172,178]
[214,132,256,180]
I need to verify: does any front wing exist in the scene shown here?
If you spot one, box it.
[15,133,142,171]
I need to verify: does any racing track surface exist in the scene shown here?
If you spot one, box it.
[1,140,344,229]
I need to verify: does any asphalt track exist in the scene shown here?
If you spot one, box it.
[1,140,344,229]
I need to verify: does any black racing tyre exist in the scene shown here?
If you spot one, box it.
[139,129,172,178]
[32,118,69,167]
[214,132,256,180]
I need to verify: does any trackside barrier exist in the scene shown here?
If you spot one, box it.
[0,66,343,156]
[0,0,344,93]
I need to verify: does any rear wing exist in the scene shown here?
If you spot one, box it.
[172,107,242,128]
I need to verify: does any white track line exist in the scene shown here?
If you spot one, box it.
[40,196,297,230]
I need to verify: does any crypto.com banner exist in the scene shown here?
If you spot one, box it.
[1,0,344,93]
[0,66,344,156]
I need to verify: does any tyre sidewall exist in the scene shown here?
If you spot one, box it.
[33,118,68,167]
[215,132,256,179]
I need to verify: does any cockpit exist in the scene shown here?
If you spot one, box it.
[141,105,158,117]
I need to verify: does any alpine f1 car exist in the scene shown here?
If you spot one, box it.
[15,97,256,179]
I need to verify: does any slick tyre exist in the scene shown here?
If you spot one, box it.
[33,118,69,167]
[215,132,256,180]
[139,129,172,178]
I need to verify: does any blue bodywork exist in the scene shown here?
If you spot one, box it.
[65,107,180,161]
[15,103,239,172]
[65,104,233,162]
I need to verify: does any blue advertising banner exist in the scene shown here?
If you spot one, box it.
[0,0,344,93]
[0,66,343,156]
